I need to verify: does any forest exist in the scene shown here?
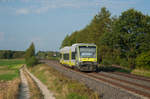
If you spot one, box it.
[60,7,150,70]
[0,50,25,59]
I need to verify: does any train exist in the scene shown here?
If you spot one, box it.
[60,43,98,71]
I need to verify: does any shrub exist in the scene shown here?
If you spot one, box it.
[26,56,38,67]
[136,51,150,70]
[101,58,112,66]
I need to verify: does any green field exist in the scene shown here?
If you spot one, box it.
[0,59,25,66]
[0,59,25,80]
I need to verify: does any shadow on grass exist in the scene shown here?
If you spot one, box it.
[97,65,132,73]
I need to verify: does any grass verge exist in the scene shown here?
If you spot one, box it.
[131,69,150,77]
[29,64,99,99]
[99,65,150,78]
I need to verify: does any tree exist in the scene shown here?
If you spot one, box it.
[60,7,112,63]
[60,34,71,48]
[89,7,112,62]
[136,51,150,70]
[25,42,35,59]
[25,42,38,66]
[60,7,150,70]
[106,9,150,68]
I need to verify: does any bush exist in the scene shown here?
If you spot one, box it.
[119,58,129,68]
[101,58,112,66]
[136,51,150,70]
[26,56,38,67]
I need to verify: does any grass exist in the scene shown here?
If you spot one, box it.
[0,59,25,66]
[0,78,20,99]
[0,59,25,81]
[29,64,99,99]
[131,69,150,77]
[0,73,19,81]
[66,93,87,99]
[0,59,23,98]
[99,65,150,78]
[98,65,131,73]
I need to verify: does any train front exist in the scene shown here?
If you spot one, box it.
[78,45,97,71]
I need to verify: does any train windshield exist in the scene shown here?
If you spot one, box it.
[79,46,96,58]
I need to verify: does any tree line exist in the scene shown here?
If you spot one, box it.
[36,51,59,60]
[60,7,150,70]
[0,50,25,59]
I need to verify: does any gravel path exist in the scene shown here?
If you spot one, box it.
[24,66,55,99]
[43,60,145,99]
[19,68,30,99]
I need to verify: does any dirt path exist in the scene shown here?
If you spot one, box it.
[24,66,55,99]
[23,69,43,99]
[19,68,30,99]
[19,65,55,99]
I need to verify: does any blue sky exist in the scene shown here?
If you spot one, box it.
[0,0,150,51]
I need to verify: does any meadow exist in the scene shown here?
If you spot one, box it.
[0,59,25,80]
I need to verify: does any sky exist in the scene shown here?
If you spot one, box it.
[0,0,150,51]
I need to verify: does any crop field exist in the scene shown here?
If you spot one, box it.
[0,59,25,66]
[0,59,25,80]
[0,59,25,99]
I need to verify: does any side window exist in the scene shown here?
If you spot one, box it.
[64,54,66,60]
[63,53,69,60]
[75,48,77,59]
[66,54,69,60]
[72,52,75,60]
[63,54,66,60]
[60,53,61,59]
[61,53,63,59]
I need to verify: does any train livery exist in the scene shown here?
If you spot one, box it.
[60,43,98,71]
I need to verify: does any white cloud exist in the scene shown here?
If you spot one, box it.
[21,0,30,3]
[0,0,15,3]
[96,0,139,9]
[34,6,51,14]
[14,0,100,14]
[16,8,30,15]
[14,0,141,15]
[0,32,4,41]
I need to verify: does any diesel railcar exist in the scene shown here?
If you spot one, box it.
[60,43,98,71]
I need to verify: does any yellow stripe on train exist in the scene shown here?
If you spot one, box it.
[79,58,97,62]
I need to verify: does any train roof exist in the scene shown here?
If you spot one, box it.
[60,43,96,53]
[72,43,96,47]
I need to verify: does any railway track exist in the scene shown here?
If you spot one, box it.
[42,60,150,99]
[74,70,150,98]
[88,73,150,98]
[112,72,150,82]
